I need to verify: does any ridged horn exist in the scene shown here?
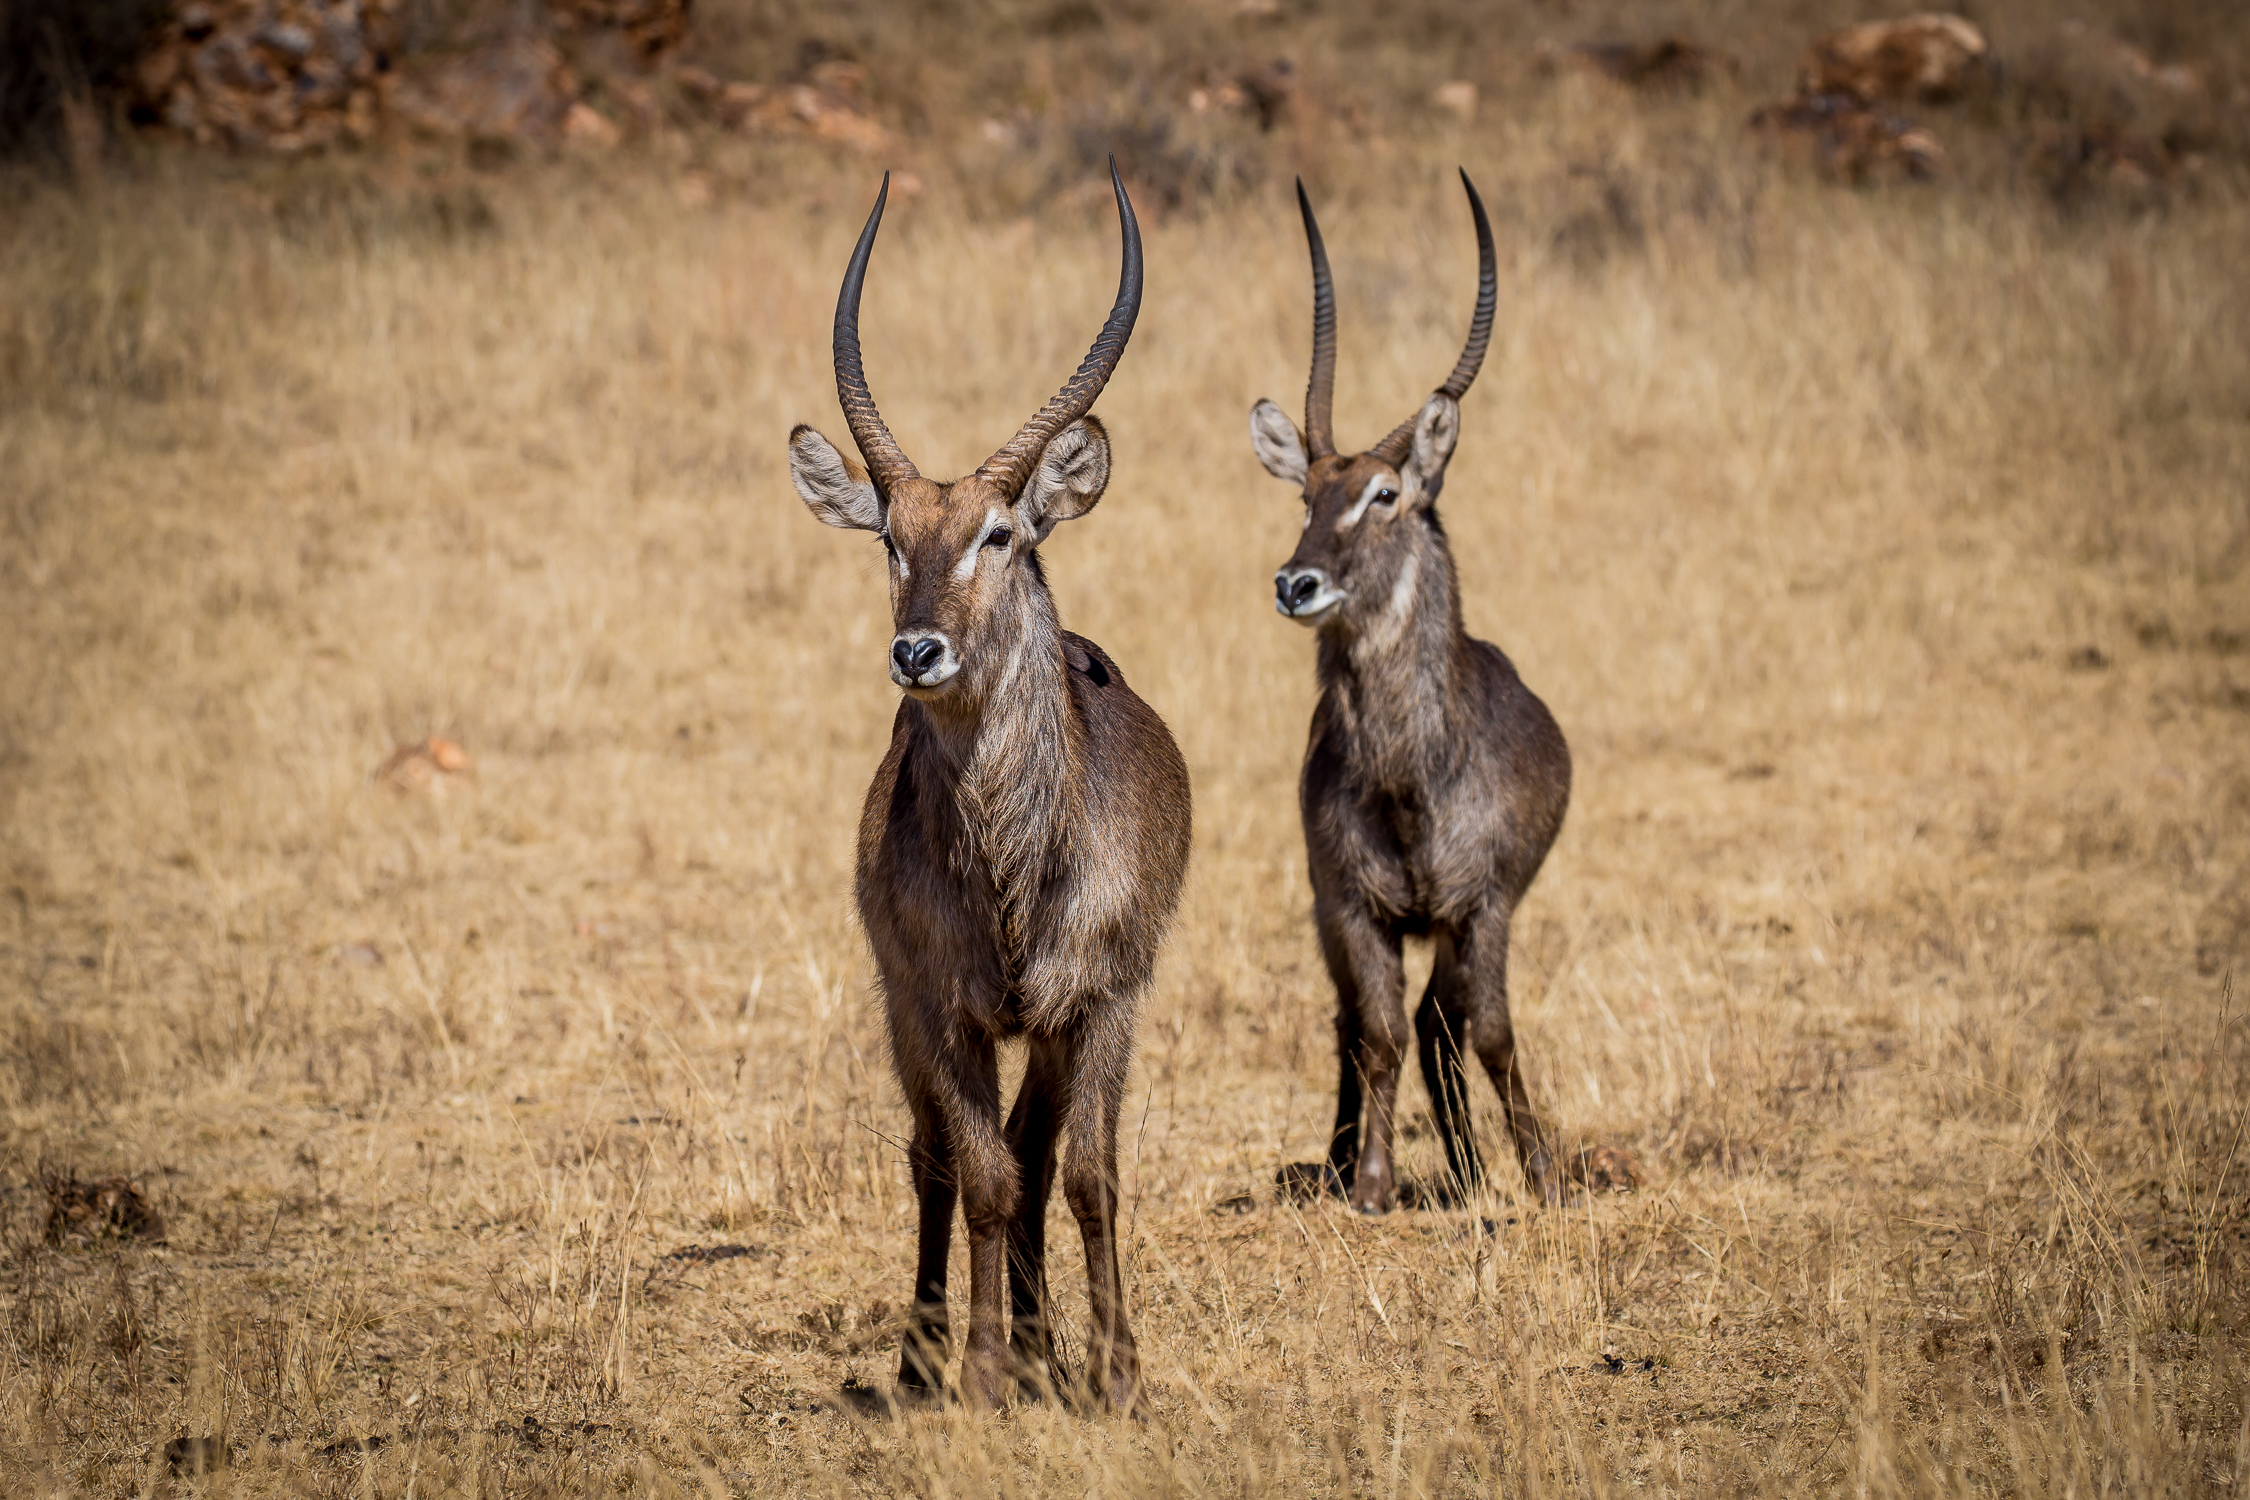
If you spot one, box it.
[1297,177,1339,459]
[832,173,920,497]
[1371,168,1498,467]
[975,156,1143,496]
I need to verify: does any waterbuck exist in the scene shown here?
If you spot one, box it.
[1248,172,1571,1213]
[787,163,1191,1412]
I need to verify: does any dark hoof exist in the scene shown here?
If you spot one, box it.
[897,1325,950,1394]
[1348,1173,1397,1215]
[1275,1161,1347,1203]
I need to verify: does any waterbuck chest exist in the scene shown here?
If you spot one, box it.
[855,637,1189,1040]
[1377,791,1433,906]
[858,748,1051,1037]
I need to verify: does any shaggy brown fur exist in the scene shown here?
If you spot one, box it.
[1249,174,1572,1212]
[789,165,1191,1412]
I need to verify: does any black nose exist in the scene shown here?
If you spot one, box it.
[1278,571,1323,611]
[892,636,945,677]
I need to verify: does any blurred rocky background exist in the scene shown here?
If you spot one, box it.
[0,0,879,165]
[0,0,2245,209]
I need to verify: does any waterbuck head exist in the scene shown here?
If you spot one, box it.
[790,163,1142,703]
[1249,171,1497,631]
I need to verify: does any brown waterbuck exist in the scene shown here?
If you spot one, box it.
[1248,172,1571,1213]
[787,162,1191,1412]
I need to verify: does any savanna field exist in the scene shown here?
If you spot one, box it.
[3,0,2249,1492]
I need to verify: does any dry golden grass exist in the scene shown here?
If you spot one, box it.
[3,58,2249,1497]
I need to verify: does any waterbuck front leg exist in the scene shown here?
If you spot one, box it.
[1004,1035,1068,1400]
[1457,901,1558,1203]
[1059,1017,1141,1413]
[1276,994,1357,1203]
[1328,999,1365,1194]
[1416,927,1486,1204]
[898,1093,957,1396]
[948,1051,1018,1409]
[1315,892,1409,1214]
[892,1007,1017,1407]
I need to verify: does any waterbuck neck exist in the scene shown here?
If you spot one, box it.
[1315,514,1467,791]
[907,571,1082,960]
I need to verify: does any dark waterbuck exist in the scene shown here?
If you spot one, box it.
[788,163,1192,1410]
[1249,172,1572,1213]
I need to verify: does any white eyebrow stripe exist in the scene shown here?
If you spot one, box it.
[954,508,1004,579]
[1338,472,1396,531]
[885,533,909,580]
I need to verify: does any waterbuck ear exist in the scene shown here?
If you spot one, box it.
[1404,393,1461,505]
[789,424,883,531]
[1248,399,1309,484]
[1019,416,1111,541]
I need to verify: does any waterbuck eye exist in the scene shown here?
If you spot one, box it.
[1374,488,1399,507]
[983,526,1013,551]
[880,534,897,556]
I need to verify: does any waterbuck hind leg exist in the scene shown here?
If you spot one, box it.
[1414,938,1486,1204]
[898,1101,957,1394]
[1005,1036,1070,1400]
[1059,1020,1141,1414]
[1459,907,1559,1203]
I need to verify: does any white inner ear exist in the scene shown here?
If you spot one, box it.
[1413,393,1467,503]
[1249,399,1309,484]
[789,426,883,532]
[1021,419,1111,541]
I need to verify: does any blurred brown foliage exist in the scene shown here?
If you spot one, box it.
[39,1168,166,1246]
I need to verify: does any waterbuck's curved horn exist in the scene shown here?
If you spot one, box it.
[1437,168,1499,401]
[975,157,1143,496]
[1297,177,1339,460]
[833,173,920,497]
[1371,168,1498,467]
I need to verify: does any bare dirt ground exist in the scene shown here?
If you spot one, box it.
[3,4,2249,1492]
